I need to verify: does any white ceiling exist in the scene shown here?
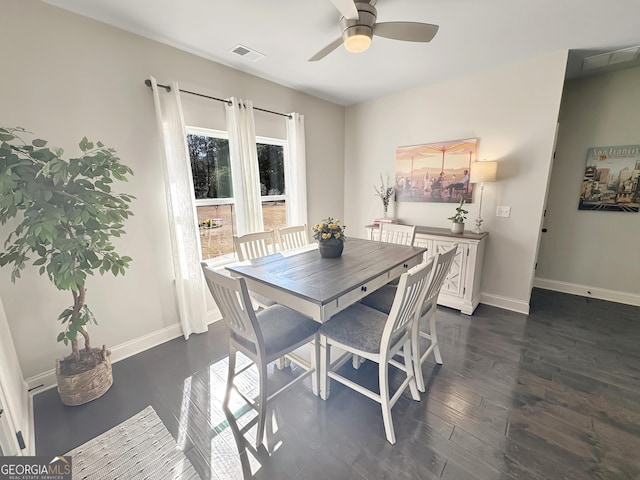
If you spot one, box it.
[43,0,640,106]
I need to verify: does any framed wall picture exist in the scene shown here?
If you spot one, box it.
[395,138,477,203]
[579,144,640,212]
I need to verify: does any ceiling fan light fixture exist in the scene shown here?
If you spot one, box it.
[340,4,375,54]
[309,0,438,61]
[344,33,372,53]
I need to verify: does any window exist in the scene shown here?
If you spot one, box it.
[186,127,287,260]
[188,132,232,200]
[256,138,287,235]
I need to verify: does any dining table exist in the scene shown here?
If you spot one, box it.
[226,237,427,323]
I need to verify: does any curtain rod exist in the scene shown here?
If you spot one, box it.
[144,79,291,119]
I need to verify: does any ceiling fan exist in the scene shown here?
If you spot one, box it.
[309,0,439,62]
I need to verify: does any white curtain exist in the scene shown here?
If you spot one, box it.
[150,77,208,339]
[284,112,308,226]
[225,97,264,236]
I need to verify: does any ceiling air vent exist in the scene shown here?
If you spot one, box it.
[229,44,265,62]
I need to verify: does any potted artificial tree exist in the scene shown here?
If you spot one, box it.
[0,127,134,405]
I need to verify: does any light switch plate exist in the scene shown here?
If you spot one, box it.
[496,206,511,217]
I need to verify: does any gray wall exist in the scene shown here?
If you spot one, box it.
[345,52,568,313]
[0,0,345,379]
[535,67,640,305]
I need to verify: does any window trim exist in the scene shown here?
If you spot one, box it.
[186,126,287,205]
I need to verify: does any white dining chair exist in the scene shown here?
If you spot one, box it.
[377,223,416,246]
[201,263,320,448]
[275,224,309,251]
[356,223,418,370]
[318,259,433,444]
[411,245,457,391]
[233,231,276,261]
[375,224,418,293]
[233,231,277,309]
[360,245,457,392]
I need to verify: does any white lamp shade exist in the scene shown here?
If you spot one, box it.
[470,161,498,183]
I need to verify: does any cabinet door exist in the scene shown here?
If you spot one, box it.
[433,240,467,297]
[413,235,432,261]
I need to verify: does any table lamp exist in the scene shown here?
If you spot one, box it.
[470,160,497,234]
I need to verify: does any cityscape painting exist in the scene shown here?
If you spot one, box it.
[579,144,640,212]
[395,138,478,203]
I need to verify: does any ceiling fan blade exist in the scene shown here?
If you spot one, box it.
[374,22,439,42]
[309,38,344,62]
[331,0,359,20]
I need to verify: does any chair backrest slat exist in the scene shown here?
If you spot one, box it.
[276,225,309,251]
[233,231,275,261]
[379,224,416,246]
[382,258,434,347]
[201,263,263,348]
[423,244,457,306]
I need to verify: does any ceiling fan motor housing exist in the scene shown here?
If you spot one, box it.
[340,2,376,42]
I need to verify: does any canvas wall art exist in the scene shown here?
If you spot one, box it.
[395,138,478,203]
[579,144,640,212]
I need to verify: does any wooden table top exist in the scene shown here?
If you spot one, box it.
[226,238,426,306]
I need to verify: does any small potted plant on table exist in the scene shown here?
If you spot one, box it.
[312,217,346,258]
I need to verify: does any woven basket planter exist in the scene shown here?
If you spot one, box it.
[56,345,113,406]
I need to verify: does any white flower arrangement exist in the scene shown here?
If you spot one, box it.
[374,174,395,208]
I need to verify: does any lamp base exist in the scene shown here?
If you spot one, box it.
[473,217,484,234]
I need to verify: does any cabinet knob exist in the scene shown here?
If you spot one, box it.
[361,286,368,292]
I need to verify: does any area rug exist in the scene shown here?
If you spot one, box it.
[65,406,200,479]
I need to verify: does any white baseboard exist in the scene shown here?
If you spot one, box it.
[26,323,183,393]
[533,277,640,307]
[26,311,222,394]
[480,293,530,315]
[26,311,223,456]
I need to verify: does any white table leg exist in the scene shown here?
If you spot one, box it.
[320,336,330,400]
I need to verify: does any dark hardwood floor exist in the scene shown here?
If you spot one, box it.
[34,288,640,479]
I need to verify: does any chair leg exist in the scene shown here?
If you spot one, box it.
[263,409,274,452]
[320,335,331,400]
[223,345,237,409]
[412,317,426,393]
[379,358,396,444]
[404,339,420,401]
[311,334,320,396]
[352,355,365,369]
[430,312,443,365]
[275,357,290,370]
[255,360,268,448]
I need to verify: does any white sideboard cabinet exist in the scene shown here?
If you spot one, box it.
[366,225,488,315]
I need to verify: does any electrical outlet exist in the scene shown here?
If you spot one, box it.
[496,206,511,217]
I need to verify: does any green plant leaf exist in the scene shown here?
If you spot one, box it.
[79,137,91,152]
